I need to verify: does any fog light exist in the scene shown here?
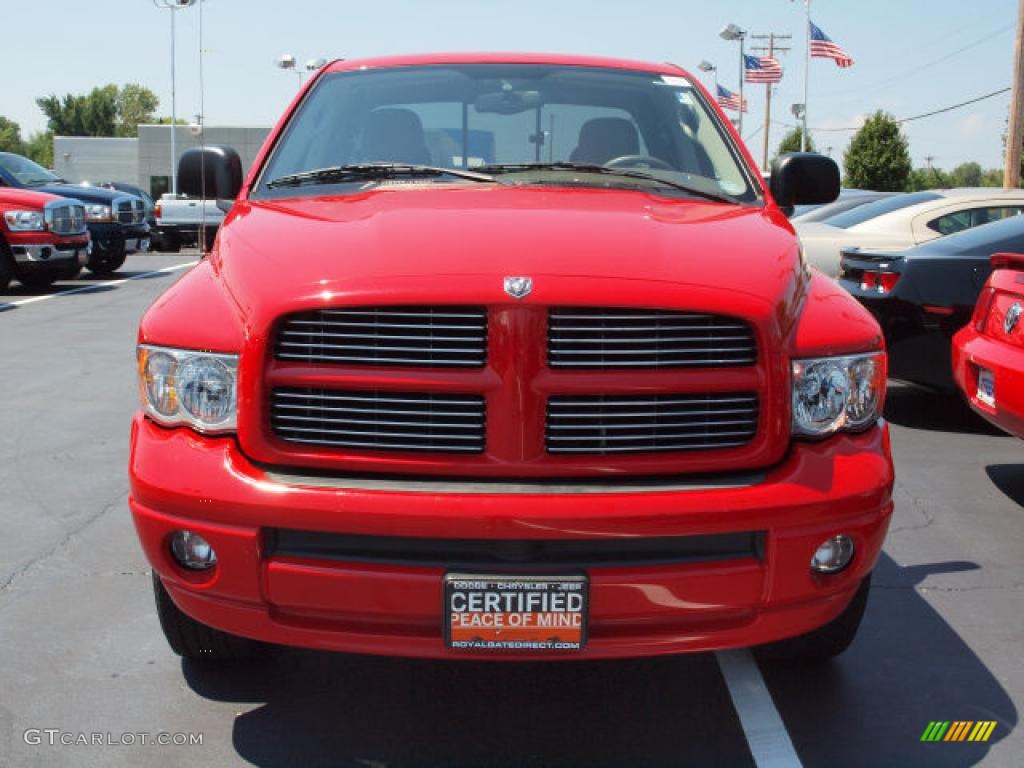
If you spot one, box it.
[170,530,217,570]
[810,535,854,574]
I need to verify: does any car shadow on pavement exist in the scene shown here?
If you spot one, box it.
[883,382,1003,436]
[757,553,1017,767]
[985,465,1024,506]
[181,552,1016,768]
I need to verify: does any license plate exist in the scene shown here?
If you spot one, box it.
[445,574,588,652]
[977,368,995,407]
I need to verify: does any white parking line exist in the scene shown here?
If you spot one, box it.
[716,649,803,768]
[0,260,198,311]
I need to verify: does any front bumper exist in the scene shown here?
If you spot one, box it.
[129,414,894,660]
[10,238,91,266]
[953,326,1024,438]
[90,222,150,254]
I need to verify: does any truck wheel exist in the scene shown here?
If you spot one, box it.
[0,241,12,291]
[87,240,127,276]
[762,574,871,661]
[154,232,180,253]
[152,573,265,661]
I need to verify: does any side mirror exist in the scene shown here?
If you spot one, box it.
[178,145,242,201]
[769,152,839,208]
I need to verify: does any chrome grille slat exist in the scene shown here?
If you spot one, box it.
[271,388,486,454]
[547,393,759,455]
[275,306,487,368]
[549,307,756,370]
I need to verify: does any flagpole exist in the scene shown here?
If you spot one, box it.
[802,0,810,151]
[738,33,746,136]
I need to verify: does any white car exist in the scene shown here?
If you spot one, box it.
[796,188,1024,276]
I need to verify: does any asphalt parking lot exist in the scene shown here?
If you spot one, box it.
[0,251,1021,767]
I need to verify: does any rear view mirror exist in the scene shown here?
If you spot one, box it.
[474,90,542,115]
[769,152,839,208]
[178,145,242,200]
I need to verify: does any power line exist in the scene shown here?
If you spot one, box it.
[811,87,1011,132]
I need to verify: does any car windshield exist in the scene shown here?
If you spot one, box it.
[0,152,60,186]
[256,63,758,203]
[824,191,942,229]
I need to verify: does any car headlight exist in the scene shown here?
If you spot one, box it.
[3,210,46,231]
[792,351,886,438]
[137,345,238,433]
[83,204,112,222]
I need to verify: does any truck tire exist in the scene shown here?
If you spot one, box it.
[203,226,218,253]
[152,572,265,661]
[761,573,871,661]
[15,270,58,290]
[87,240,127,276]
[154,232,180,253]
[0,239,12,291]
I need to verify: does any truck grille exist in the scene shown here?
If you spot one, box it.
[271,388,486,453]
[114,196,146,225]
[548,308,756,369]
[275,307,487,368]
[45,202,86,235]
[546,393,759,454]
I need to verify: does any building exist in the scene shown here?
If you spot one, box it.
[54,125,271,197]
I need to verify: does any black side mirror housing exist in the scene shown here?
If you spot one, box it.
[178,145,242,201]
[769,152,840,208]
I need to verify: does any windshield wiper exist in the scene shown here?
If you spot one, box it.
[472,162,736,204]
[267,163,497,189]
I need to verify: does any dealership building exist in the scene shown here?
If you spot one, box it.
[53,125,270,197]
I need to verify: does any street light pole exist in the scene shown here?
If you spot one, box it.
[697,60,718,94]
[153,0,197,197]
[276,55,327,88]
[720,24,747,137]
[802,0,811,151]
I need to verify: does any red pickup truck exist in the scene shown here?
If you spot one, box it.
[130,53,894,663]
[1,187,89,290]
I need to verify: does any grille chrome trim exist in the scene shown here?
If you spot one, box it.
[549,307,757,369]
[547,393,759,455]
[275,306,487,368]
[271,388,486,454]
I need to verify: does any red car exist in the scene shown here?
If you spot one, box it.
[130,53,893,663]
[0,187,90,290]
[953,252,1024,437]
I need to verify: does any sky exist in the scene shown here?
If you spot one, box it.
[2,0,1019,172]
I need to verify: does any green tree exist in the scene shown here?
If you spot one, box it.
[949,161,983,187]
[116,84,160,137]
[775,126,816,157]
[843,111,912,191]
[24,130,54,168]
[0,116,26,154]
[907,166,950,191]
[980,168,1004,187]
[36,84,158,138]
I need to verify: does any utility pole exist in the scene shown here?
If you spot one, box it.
[751,32,791,171]
[1006,0,1024,189]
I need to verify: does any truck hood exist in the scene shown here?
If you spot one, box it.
[217,186,803,329]
[0,187,67,208]
[34,182,130,206]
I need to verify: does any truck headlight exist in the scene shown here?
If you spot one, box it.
[3,210,46,231]
[792,351,886,438]
[137,345,238,433]
[83,204,112,222]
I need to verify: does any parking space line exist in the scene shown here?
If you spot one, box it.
[716,649,802,768]
[0,260,199,311]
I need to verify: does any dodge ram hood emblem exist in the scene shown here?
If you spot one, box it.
[1006,303,1022,334]
[504,276,532,299]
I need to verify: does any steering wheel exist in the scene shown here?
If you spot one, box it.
[604,154,674,171]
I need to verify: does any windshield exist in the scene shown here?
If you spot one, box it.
[256,64,757,202]
[824,191,942,229]
[0,152,60,186]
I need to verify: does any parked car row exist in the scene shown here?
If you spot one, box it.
[0,152,152,288]
[797,183,1024,440]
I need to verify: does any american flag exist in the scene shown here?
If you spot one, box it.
[809,21,854,68]
[716,84,748,113]
[744,54,783,84]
